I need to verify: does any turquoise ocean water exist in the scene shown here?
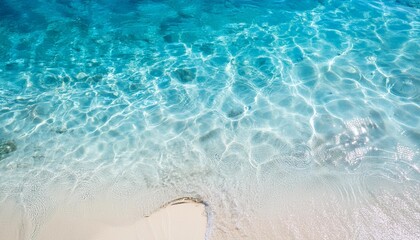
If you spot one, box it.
[0,0,419,239]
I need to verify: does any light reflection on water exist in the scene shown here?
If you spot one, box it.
[0,0,419,239]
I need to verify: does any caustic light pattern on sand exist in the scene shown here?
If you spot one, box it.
[0,0,419,239]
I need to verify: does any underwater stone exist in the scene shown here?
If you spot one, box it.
[174,68,196,83]
[199,43,214,55]
[0,141,17,160]
[163,34,179,43]
[55,128,67,134]
[396,0,420,8]
[5,62,19,71]
[227,108,244,118]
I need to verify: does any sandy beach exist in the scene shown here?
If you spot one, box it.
[1,198,207,240]
[0,1,419,239]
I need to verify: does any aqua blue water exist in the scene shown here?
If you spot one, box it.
[0,0,419,239]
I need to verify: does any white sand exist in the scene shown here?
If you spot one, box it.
[91,200,207,240]
[1,198,207,240]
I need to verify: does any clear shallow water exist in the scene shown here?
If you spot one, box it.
[0,0,419,239]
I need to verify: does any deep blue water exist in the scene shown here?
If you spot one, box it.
[0,0,419,239]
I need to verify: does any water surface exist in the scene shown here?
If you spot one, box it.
[0,0,419,239]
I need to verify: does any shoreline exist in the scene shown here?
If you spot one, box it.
[0,172,419,239]
[0,197,208,240]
